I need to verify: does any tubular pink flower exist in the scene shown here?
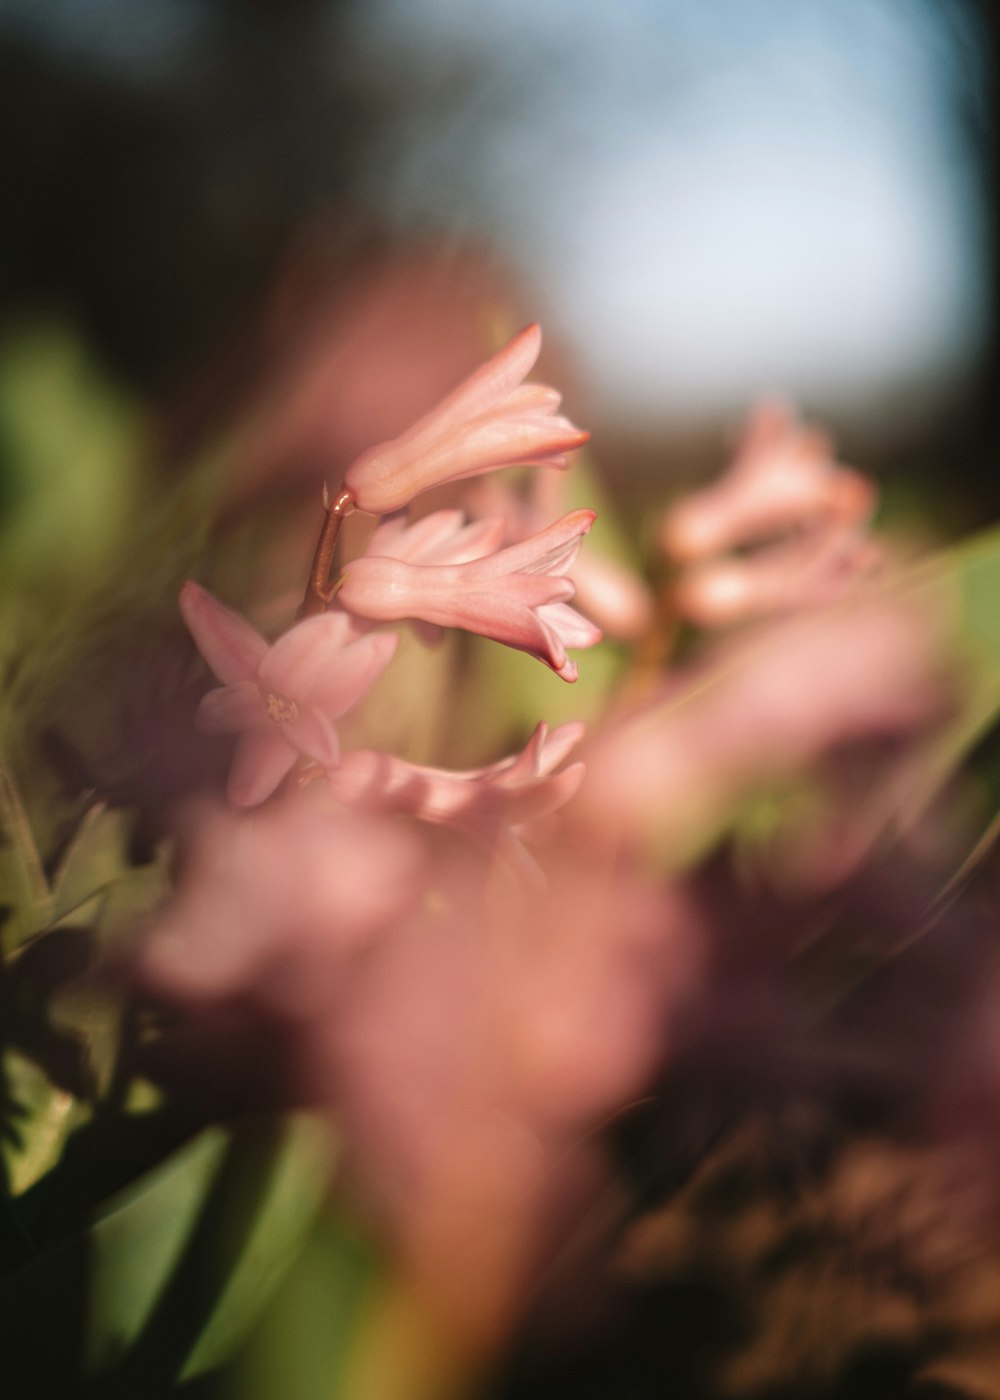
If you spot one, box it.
[660,401,880,629]
[336,509,602,680]
[180,581,399,807]
[467,473,656,642]
[342,323,590,515]
[674,524,885,627]
[327,721,586,865]
[661,400,876,564]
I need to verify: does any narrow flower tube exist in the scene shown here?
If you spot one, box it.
[336,510,602,680]
[466,474,656,642]
[343,324,589,515]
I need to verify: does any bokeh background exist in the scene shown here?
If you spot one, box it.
[0,0,995,521]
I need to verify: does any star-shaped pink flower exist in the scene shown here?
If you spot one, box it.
[180,581,399,807]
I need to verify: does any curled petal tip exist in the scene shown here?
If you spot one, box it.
[343,322,585,514]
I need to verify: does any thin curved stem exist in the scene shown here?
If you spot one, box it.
[297,485,355,619]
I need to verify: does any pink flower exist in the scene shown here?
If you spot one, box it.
[133,787,426,1013]
[661,400,876,564]
[327,720,586,870]
[342,323,589,515]
[573,589,947,868]
[362,507,508,566]
[673,523,885,627]
[660,401,879,629]
[180,580,398,807]
[467,472,656,642]
[335,509,602,681]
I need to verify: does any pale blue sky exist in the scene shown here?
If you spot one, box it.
[1,0,989,430]
[349,0,989,428]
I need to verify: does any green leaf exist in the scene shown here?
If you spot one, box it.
[1,1047,81,1197]
[51,804,133,921]
[0,745,51,957]
[0,322,141,588]
[181,1119,336,1380]
[887,525,1000,823]
[233,1205,381,1400]
[0,1114,330,1389]
[95,1114,330,1382]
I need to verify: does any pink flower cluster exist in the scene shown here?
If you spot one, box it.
[142,318,957,1365]
[179,324,597,857]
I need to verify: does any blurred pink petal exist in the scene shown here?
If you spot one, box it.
[343,324,589,515]
[365,508,507,566]
[135,786,425,1013]
[569,548,656,642]
[662,401,876,565]
[575,588,948,862]
[465,471,656,643]
[675,526,885,627]
[326,721,586,862]
[312,845,700,1346]
[661,402,880,631]
[228,727,300,808]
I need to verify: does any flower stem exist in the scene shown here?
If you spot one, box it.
[298,485,355,619]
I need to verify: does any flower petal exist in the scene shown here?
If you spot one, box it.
[259,612,358,698]
[474,510,596,579]
[537,602,603,650]
[369,510,465,562]
[414,516,507,565]
[227,729,297,807]
[395,323,543,451]
[286,708,341,768]
[195,681,266,734]
[180,581,269,685]
[535,721,587,774]
[342,326,590,514]
[298,630,400,717]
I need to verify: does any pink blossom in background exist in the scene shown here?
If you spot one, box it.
[674,523,885,627]
[337,508,602,680]
[326,720,586,871]
[570,547,657,643]
[661,400,876,565]
[180,581,399,806]
[574,588,948,864]
[232,249,516,500]
[343,323,589,515]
